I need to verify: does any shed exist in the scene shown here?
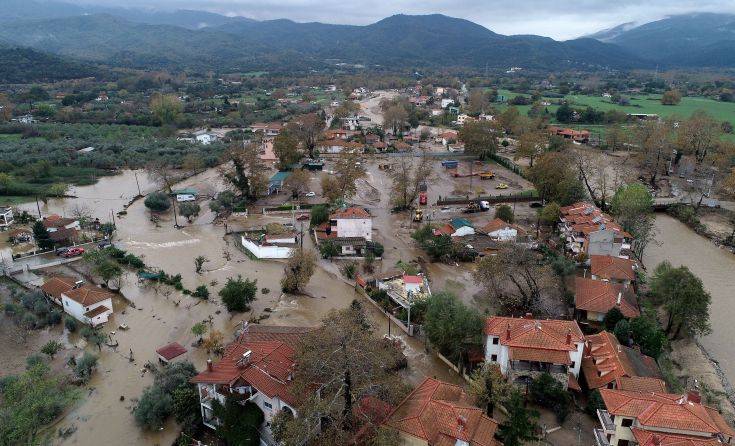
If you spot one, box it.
[156,342,187,363]
[268,171,291,195]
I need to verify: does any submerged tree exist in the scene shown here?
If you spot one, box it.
[281,248,317,294]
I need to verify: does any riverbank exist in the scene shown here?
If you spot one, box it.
[644,214,735,422]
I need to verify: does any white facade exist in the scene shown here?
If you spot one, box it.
[441,98,454,108]
[46,220,80,233]
[196,382,296,429]
[483,335,584,378]
[241,236,294,259]
[333,218,372,241]
[61,293,113,326]
[0,207,13,227]
[195,133,216,145]
[451,226,475,237]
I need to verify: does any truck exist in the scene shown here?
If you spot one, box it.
[462,200,491,214]
[441,160,459,169]
[479,171,495,180]
[419,192,428,205]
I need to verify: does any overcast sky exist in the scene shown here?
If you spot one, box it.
[68,0,735,40]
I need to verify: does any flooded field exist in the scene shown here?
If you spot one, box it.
[643,214,735,386]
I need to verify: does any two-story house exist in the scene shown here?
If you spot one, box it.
[595,389,734,446]
[383,377,502,446]
[191,325,314,432]
[316,206,373,256]
[41,276,114,326]
[484,315,585,390]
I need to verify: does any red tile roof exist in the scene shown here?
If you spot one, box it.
[480,218,525,236]
[64,285,114,306]
[574,277,640,318]
[84,305,110,318]
[41,275,77,300]
[632,429,722,446]
[403,275,423,285]
[192,325,315,406]
[330,206,371,219]
[384,377,501,446]
[590,255,637,281]
[618,376,668,393]
[484,316,583,353]
[510,346,572,365]
[600,389,735,438]
[156,342,187,361]
[433,223,455,236]
[582,331,662,391]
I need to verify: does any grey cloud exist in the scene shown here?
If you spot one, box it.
[67,0,735,39]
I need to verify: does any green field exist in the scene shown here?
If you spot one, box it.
[496,89,735,126]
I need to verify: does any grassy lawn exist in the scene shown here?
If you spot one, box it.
[0,195,35,206]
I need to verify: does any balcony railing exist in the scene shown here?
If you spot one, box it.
[593,428,611,446]
[597,409,615,433]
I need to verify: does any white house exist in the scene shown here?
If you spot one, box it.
[341,115,361,131]
[484,316,585,390]
[240,233,296,259]
[193,130,218,145]
[41,276,114,326]
[191,325,314,434]
[42,215,80,233]
[455,114,472,126]
[440,98,455,108]
[330,207,372,241]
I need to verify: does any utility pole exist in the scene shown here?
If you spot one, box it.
[170,191,179,228]
[134,171,142,196]
[35,196,42,218]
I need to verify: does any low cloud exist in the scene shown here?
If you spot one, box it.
[67,0,735,39]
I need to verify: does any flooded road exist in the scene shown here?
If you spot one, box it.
[643,214,735,386]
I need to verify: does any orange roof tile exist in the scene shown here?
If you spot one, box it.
[632,429,722,446]
[581,332,662,391]
[41,275,77,300]
[384,377,501,446]
[574,277,640,318]
[484,316,583,353]
[590,255,637,281]
[600,389,735,437]
[64,285,114,306]
[330,206,371,219]
[480,218,525,236]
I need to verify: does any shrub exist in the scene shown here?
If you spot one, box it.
[529,373,572,423]
[604,307,625,331]
[319,240,340,259]
[219,276,257,312]
[192,285,210,300]
[310,204,329,227]
[134,385,173,430]
[144,191,171,212]
[366,241,384,257]
[495,204,514,223]
[586,389,605,416]
[25,353,46,370]
[341,262,357,279]
[41,340,62,359]
[64,316,78,332]
[46,309,62,326]
[74,352,98,383]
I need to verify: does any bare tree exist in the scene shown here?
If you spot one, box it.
[635,120,674,187]
[389,150,433,209]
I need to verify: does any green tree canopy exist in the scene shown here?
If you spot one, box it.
[650,261,711,339]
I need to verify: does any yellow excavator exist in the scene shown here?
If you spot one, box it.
[413,209,424,222]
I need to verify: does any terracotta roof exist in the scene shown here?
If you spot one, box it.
[600,389,735,437]
[574,277,640,318]
[41,275,77,300]
[384,377,501,446]
[510,347,572,365]
[632,429,722,446]
[568,373,582,392]
[192,325,316,406]
[156,342,188,361]
[42,216,77,229]
[84,305,110,318]
[433,223,455,236]
[64,285,114,306]
[403,275,424,285]
[49,227,79,242]
[590,255,637,281]
[582,331,662,391]
[618,376,668,393]
[484,316,583,353]
[330,206,371,219]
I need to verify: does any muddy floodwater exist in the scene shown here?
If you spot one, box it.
[12,166,459,446]
[643,214,735,386]
[17,170,158,220]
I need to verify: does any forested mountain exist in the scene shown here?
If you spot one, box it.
[0,46,101,83]
[0,13,645,72]
[592,13,735,67]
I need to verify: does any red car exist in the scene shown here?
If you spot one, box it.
[62,247,85,258]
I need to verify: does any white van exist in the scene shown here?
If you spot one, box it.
[176,194,196,202]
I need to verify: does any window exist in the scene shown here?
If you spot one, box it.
[570,361,575,369]
[492,337,499,345]
[491,355,497,362]
[621,418,633,427]
[263,401,273,410]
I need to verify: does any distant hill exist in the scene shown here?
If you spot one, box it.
[592,13,735,67]
[0,46,100,83]
[0,13,646,72]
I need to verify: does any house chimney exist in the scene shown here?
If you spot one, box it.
[616,292,622,306]
[456,415,467,432]
[566,329,572,345]
[506,323,511,341]
[686,390,701,404]
[206,359,213,372]
[74,280,84,289]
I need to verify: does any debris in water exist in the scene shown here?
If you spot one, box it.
[119,395,125,401]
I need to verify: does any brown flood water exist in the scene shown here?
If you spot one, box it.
[39,166,457,446]
[643,215,735,387]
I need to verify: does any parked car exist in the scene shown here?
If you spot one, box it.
[62,247,85,258]
[98,240,114,249]
[305,192,316,197]
[496,183,509,189]
[55,247,70,256]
